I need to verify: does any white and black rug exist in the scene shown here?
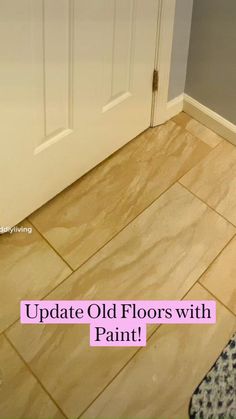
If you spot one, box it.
[189,333,236,419]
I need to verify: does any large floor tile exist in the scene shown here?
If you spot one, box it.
[200,236,236,315]
[7,323,139,419]
[29,121,211,269]
[173,112,223,148]
[0,335,65,419]
[180,140,236,225]
[7,184,235,418]
[0,221,71,333]
[82,284,236,419]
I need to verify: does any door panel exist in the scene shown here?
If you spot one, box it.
[0,0,159,227]
[42,0,72,140]
[31,0,74,147]
[103,0,135,112]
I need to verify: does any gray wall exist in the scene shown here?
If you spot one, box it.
[168,0,193,100]
[185,0,236,124]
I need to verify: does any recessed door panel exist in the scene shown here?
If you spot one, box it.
[43,0,73,140]
[103,0,135,113]
[30,0,74,150]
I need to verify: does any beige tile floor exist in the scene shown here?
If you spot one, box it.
[1,112,236,419]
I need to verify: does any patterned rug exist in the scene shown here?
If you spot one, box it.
[189,333,236,419]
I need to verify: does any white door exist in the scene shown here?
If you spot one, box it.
[0,0,158,227]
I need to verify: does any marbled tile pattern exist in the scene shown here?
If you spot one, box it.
[0,221,71,333]
[180,140,236,225]
[82,285,236,419]
[173,112,223,148]
[200,236,236,315]
[29,121,211,269]
[1,115,236,419]
[0,335,64,419]
[6,184,235,418]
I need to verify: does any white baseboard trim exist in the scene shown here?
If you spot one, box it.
[183,94,236,145]
[166,94,184,120]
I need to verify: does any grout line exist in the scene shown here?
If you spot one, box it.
[3,125,215,334]
[172,115,224,150]
[3,333,69,419]
[27,218,74,272]
[195,233,236,285]
[5,275,204,419]
[25,181,184,296]
[40,167,236,301]
[78,277,218,418]
[1,118,234,417]
[2,264,74,335]
[2,131,224,411]
[77,325,161,419]
[199,282,236,319]
[178,182,236,229]
[4,320,20,335]
[2,174,201,335]
[6,228,236,418]
[20,124,230,309]
[4,179,181,332]
[27,123,214,276]
[5,180,235,416]
[27,138,214,284]
[2,274,73,335]
[4,122,229,415]
[78,220,236,416]
[173,114,231,152]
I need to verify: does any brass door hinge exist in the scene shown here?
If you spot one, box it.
[152,69,159,92]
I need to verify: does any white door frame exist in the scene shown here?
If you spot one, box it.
[151,0,177,126]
